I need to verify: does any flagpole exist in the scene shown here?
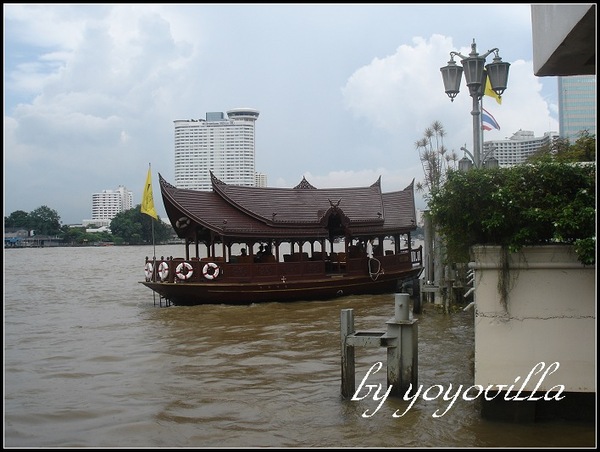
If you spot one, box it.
[479,97,484,165]
[141,162,161,305]
[151,216,156,307]
[149,163,156,260]
[152,214,156,259]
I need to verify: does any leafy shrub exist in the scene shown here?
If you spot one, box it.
[429,162,596,266]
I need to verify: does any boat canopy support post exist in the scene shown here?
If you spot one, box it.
[340,293,418,398]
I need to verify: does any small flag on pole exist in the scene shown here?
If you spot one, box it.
[481,107,501,131]
[141,164,158,220]
[484,71,502,105]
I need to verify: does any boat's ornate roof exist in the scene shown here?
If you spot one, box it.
[159,172,417,242]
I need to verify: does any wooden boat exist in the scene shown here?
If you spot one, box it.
[141,172,423,305]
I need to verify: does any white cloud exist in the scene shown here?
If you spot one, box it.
[342,35,558,151]
[3,4,559,224]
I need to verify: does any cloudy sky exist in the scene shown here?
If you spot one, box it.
[4,4,559,225]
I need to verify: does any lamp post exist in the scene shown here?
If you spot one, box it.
[440,39,510,168]
[459,146,498,171]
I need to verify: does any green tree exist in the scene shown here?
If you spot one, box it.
[429,162,596,266]
[110,205,172,244]
[414,120,459,199]
[413,121,460,312]
[529,130,596,163]
[59,226,113,245]
[4,210,31,229]
[60,225,83,245]
[29,206,62,235]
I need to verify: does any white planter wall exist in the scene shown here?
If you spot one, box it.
[470,245,595,393]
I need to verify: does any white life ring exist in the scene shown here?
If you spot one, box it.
[144,262,154,281]
[158,261,170,281]
[176,262,194,280]
[202,262,220,280]
[176,216,191,228]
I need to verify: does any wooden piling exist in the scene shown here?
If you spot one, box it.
[340,308,355,398]
[341,293,418,399]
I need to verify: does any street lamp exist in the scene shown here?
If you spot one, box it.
[459,145,498,171]
[440,39,510,167]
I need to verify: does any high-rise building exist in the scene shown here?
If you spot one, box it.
[558,75,596,142]
[174,108,260,191]
[482,130,559,167]
[83,185,133,228]
[255,172,268,187]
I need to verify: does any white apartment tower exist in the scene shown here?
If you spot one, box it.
[83,185,133,227]
[174,108,260,190]
[255,172,268,187]
[482,130,559,167]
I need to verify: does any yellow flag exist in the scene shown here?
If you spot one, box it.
[141,165,158,220]
[484,73,502,105]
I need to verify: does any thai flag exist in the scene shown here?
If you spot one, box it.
[481,107,500,131]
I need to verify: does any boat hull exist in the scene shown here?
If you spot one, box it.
[141,267,422,306]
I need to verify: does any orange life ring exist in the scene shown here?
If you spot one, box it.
[202,262,220,280]
[144,262,153,281]
[158,261,170,281]
[176,262,193,280]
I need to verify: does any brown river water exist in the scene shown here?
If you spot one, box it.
[4,245,596,448]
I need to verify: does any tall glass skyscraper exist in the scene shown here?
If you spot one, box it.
[174,108,260,190]
[558,75,596,142]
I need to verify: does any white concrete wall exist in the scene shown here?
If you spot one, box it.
[470,245,595,393]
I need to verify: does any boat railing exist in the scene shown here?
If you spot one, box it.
[410,245,423,266]
[144,256,328,283]
[144,246,423,284]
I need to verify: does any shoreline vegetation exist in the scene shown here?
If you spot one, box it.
[4,239,186,249]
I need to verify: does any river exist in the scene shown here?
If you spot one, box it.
[4,245,595,447]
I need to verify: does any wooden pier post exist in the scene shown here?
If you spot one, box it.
[386,293,418,396]
[340,308,355,398]
[340,293,418,399]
